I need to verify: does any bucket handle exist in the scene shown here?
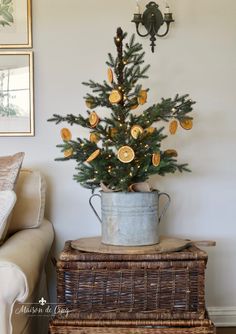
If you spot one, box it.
[158,192,171,224]
[89,194,102,223]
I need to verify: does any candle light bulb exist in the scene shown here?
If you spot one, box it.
[165,5,170,14]
[136,0,141,14]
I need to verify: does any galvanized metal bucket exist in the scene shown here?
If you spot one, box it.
[89,191,171,246]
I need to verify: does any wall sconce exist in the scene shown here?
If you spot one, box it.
[132,1,174,53]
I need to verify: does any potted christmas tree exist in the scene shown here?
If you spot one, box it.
[48,28,195,246]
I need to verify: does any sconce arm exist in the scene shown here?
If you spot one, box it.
[156,22,170,37]
[135,23,151,38]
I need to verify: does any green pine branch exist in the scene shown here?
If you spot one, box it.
[131,94,195,128]
[48,113,88,127]
[48,28,195,192]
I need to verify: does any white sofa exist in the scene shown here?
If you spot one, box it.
[0,170,54,334]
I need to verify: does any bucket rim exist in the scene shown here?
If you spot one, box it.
[99,189,160,195]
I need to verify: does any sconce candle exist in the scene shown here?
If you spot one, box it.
[165,5,170,14]
[136,0,141,14]
[132,1,174,53]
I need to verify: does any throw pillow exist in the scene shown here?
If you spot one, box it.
[0,190,17,245]
[0,152,25,191]
[9,169,46,234]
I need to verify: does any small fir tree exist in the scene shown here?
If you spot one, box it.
[48,28,195,192]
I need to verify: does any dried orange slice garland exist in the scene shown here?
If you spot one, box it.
[145,127,155,134]
[61,128,72,141]
[165,149,178,157]
[89,132,100,143]
[169,120,178,135]
[117,146,135,163]
[180,118,193,130]
[130,103,139,110]
[109,89,122,104]
[89,111,99,128]
[130,98,139,110]
[85,99,93,109]
[138,90,147,105]
[107,68,113,83]
[152,152,161,167]
[66,90,190,169]
[86,149,100,163]
[64,148,73,158]
[131,125,144,139]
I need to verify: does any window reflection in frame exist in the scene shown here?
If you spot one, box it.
[0,51,34,136]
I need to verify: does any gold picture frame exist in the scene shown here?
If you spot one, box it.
[0,0,32,48]
[0,51,34,136]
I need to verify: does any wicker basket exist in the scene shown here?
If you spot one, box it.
[49,319,216,334]
[56,241,208,321]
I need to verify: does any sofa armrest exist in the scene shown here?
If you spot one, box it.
[0,219,54,334]
[0,265,26,334]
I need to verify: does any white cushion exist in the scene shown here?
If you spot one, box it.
[0,191,17,245]
[9,170,46,234]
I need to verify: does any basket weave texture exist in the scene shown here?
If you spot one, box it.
[49,319,216,334]
[56,241,208,321]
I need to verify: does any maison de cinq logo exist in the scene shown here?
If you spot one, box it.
[15,297,70,317]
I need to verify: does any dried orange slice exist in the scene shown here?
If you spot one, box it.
[138,90,147,105]
[117,146,135,163]
[85,99,93,109]
[169,119,178,135]
[86,149,100,163]
[89,111,99,128]
[64,148,73,158]
[107,68,113,83]
[130,98,139,110]
[145,127,155,134]
[130,103,139,110]
[152,152,161,167]
[131,125,144,139]
[165,149,178,157]
[61,128,72,141]
[109,89,122,104]
[89,132,100,143]
[180,118,193,130]
[110,128,118,137]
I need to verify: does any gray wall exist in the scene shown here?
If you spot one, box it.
[1,0,235,324]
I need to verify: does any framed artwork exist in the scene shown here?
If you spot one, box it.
[0,0,32,48]
[0,51,34,136]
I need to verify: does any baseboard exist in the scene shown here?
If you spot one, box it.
[208,307,236,327]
